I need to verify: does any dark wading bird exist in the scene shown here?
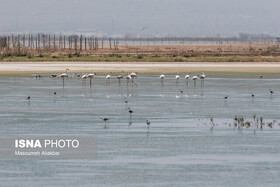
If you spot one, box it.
[27,96,30,105]
[128,107,134,124]
[101,118,110,128]
[124,98,128,109]
[224,95,228,99]
[146,120,151,129]
[128,108,133,117]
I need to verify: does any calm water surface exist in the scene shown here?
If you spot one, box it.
[0,73,280,187]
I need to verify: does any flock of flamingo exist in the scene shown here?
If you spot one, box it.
[29,69,277,129]
[159,72,205,86]
[55,68,206,87]
[41,68,276,100]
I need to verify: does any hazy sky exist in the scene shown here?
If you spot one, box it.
[0,0,279,36]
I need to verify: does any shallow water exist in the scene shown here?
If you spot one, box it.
[0,74,280,186]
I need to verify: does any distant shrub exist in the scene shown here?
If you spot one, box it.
[174,58,183,62]
[183,54,190,58]
[27,54,32,59]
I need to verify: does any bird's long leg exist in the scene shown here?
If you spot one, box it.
[161,79,163,86]
[131,80,138,86]
[90,78,92,87]
[185,79,189,86]
[63,77,65,88]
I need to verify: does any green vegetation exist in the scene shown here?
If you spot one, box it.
[1,53,280,62]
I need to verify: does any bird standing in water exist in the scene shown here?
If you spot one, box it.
[146,120,151,129]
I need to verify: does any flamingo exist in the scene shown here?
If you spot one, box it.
[117,71,124,84]
[126,73,132,85]
[59,68,69,87]
[130,72,138,85]
[81,73,88,86]
[130,72,138,79]
[159,74,165,86]
[82,73,88,79]
[200,72,206,85]
[88,73,96,87]
[191,74,198,86]
[185,74,190,85]
[175,73,180,83]
[106,72,112,84]
[59,68,69,78]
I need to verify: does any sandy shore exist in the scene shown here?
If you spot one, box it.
[1,62,280,74]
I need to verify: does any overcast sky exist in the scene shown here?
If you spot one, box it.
[0,0,279,36]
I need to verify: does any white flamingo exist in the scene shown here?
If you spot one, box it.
[191,74,198,86]
[159,74,165,86]
[175,73,180,83]
[59,68,69,78]
[82,73,88,79]
[117,71,124,84]
[81,73,88,86]
[185,74,190,85]
[128,72,138,86]
[59,68,69,87]
[126,73,132,85]
[130,72,138,85]
[200,72,206,85]
[130,72,138,78]
[106,72,112,84]
[88,73,96,86]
